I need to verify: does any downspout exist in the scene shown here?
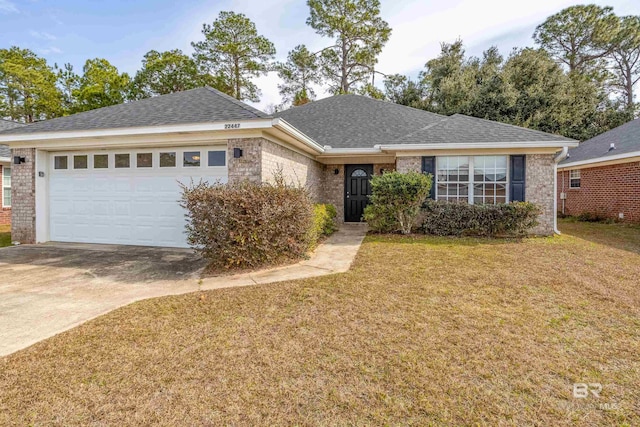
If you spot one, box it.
[553,147,569,235]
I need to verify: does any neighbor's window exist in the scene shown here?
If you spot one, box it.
[137,153,153,168]
[160,152,176,167]
[184,151,201,167]
[570,170,581,188]
[54,156,68,170]
[208,150,226,166]
[2,167,10,207]
[73,155,88,169]
[436,155,508,205]
[94,154,108,169]
[115,154,130,168]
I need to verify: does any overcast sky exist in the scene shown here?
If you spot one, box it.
[1,0,638,110]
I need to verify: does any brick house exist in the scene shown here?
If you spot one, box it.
[0,87,577,247]
[0,120,25,226]
[557,118,640,223]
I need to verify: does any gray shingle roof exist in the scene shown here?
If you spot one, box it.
[0,87,269,136]
[274,95,446,148]
[0,120,24,158]
[275,96,573,148]
[561,118,640,164]
[398,114,575,144]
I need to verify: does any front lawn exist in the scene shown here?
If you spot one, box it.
[0,224,10,247]
[1,220,639,425]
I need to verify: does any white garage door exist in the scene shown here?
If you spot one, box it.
[49,146,228,248]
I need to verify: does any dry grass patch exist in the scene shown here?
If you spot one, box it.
[0,224,10,247]
[1,220,639,425]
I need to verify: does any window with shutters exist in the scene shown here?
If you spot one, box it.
[435,156,508,204]
[570,170,581,188]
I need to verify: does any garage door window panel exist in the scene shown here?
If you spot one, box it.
[208,150,226,166]
[160,152,176,168]
[137,153,153,168]
[54,156,68,170]
[74,155,88,169]
[115,154,130,168]
[94,154,108,169]
[184,151,201,167]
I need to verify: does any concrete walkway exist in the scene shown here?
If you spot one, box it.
[0,224,367,357]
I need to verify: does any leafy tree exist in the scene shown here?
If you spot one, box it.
[467,47,517,121]
[56,62,80,115]
[0,46,62,122]
[130,49,208,99]
[275,44,321,106]
[307,0,391,94]
[609,15,640,110]
[73,58,130,112]
[192,11,275,102]
[358,82,385,99]
[383,74,425,107]
[533,5,619,74]
[420,40,476,115]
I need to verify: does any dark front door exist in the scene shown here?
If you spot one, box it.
[344,164,373,222]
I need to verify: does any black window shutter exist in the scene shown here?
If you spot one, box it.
[421,156,436,200]
[510,155,526,202]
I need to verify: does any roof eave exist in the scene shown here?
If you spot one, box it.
[0,119,275,144]
[379,141,578,150]
[558,150,640,169]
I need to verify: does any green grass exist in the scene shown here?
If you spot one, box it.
[0,224,10,247]
[0,220,639,425]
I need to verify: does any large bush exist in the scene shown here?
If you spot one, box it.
[421,200,541,237]
[181,180,315,270]
[364,171,432,234]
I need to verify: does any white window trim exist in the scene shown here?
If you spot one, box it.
[2,166,11,208]
[435,156,510,204]
[569,169,581,189]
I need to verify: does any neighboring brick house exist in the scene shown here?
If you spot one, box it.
[0,120,25,226]
[0,87,577,247]
[557,118,640,223]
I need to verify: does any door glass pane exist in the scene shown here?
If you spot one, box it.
[115,154,130,168]
[74,155,88,169]
[54,156,68,170]
[208,151,226,166]
[184,151,200,167]
[160,152,176,167]
[351,168,367,177]
[137,153,153,168]
[94,154,108,168]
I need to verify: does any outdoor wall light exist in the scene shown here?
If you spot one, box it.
[13,156,25,165]
[333,168,339,175]
[380,168,385,174]
[233,148,243,158]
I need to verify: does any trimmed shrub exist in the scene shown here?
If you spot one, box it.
[310,204,337,243]
[421,200,541,237]
[364,171,433,234]
[181,180,315,270]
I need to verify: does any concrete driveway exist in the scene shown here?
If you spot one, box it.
[0,242,206,357]
[0,225,367,357]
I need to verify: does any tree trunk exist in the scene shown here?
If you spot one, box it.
[234,57,241,100]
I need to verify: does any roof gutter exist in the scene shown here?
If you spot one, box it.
[271,118,325,153]
[379,141,579,150]
[558,150,640,169]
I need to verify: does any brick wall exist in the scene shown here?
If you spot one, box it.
[396,156,421,173]
[11,148,36,244]
[0,164,10,226]
[526,154,555,235]
[557,161,640,223]
[261,139,324,202]
[227,138,262,183]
